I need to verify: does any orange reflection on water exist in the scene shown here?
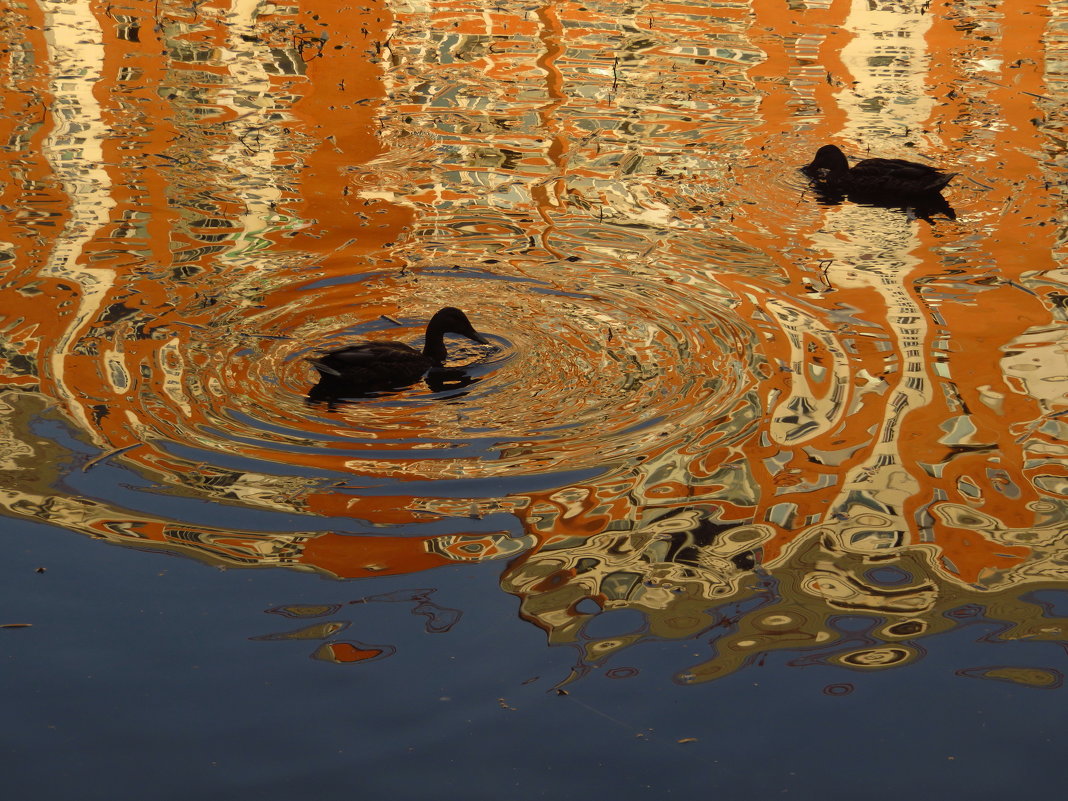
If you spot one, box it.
[0,0,1065,682]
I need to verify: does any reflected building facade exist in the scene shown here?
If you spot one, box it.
[0,0,1065,683]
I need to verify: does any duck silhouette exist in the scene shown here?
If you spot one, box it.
[306,307,490,397]
[803,144,957,196]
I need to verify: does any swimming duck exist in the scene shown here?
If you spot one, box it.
[306,307,490,391]
[803,144,957,196]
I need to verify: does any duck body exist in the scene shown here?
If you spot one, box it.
[307,307,490,393]
[804,144,956,196]
[308,340,439,389]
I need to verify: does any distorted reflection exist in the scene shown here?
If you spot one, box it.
[0,0,1064,685]
[807,182,958,224]
[307,366,485,405]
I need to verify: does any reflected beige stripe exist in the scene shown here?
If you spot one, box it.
[37,0,116,439]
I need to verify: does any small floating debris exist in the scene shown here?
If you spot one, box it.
[82,443,142,472]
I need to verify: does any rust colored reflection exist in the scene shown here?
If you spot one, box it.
[0,0,1065,683]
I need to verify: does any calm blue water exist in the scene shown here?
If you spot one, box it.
[7,514,1066,800]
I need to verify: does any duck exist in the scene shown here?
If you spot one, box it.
[306,307,490,392]
[803,144,957,196]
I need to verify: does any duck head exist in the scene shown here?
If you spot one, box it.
[805,144,850,176]
[422,307,491,364]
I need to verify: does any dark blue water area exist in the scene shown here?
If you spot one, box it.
[6,517,1068,801]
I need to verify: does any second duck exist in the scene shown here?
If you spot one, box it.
[803,144,957,196]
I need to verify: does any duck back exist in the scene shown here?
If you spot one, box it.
[307,341,432,390]
[846,157,956,194]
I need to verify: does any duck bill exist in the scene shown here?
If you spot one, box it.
[469,331,491,345]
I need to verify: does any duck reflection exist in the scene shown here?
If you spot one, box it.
[306,365,484,405]
[808,183,957,224]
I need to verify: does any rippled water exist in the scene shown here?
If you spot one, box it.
[3,0,1068,795]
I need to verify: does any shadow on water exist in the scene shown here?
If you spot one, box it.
[805,182,958,224]
[306,367,484,407]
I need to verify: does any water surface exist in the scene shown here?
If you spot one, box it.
[3,0,1067,797]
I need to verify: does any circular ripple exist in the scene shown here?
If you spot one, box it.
[133,256,763,488]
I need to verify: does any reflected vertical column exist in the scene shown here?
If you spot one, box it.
[35,0,117,435]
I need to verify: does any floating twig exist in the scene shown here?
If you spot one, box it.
[82,443,142,473]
